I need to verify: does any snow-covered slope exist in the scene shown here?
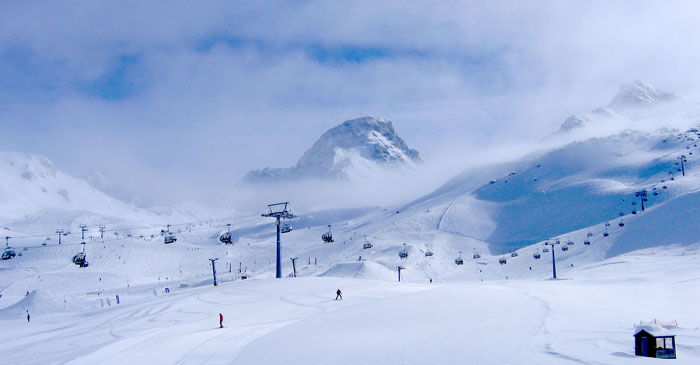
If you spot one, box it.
[243,116,420,182]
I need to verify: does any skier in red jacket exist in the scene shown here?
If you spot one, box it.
[219,313,223,328]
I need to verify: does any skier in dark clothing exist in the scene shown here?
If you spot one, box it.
[335,289,342,300]
[219,313,223,328]
[27,311,30,323]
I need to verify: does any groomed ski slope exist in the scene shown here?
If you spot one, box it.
[2,245,699,364]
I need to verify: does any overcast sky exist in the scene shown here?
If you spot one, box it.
[2,1,700,206]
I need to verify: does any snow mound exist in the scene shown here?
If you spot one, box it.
[0,290,66,317]
[320,261,396,281]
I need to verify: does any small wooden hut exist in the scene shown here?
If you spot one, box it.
[634,324,676,359]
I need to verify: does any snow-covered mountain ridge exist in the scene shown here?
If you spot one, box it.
[243,116,420,182]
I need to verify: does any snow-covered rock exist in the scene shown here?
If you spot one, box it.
[243,116,420,182]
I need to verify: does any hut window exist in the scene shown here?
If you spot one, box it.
[656,338,665,348]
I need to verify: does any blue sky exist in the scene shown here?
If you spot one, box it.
[1,1,699,205]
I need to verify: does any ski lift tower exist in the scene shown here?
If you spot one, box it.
[262,202,295,279]
[678,155,687,176]
[635,190,648,211]
[79,224,88,240]
[544,240,560,279]
[56,229,64,245]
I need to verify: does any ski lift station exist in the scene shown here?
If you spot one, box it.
[634,325,676,359]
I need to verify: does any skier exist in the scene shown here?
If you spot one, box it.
[26,311,30,323]
[335,289,342,300]
[429,278,432,284]
[219,313,223,328]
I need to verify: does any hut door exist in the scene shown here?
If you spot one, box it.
[641,337,648,356]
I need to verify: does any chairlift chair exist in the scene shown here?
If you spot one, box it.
[587,232,593,237]
[562,246,569,251]
[542,247,549,253]
[455,252,463,265]
[584,240,591,245]
[605,222,611,227]
[424,249,433,257]
[511,252,518,257]
[363,235,373,249]
[567,240,574,246]
[473,253,481,259]
[322,225,334,243]
[618,221,625,227]
[533,249,541,259]
[499,257,507,265]
[398,244,409,259]
[281,223,292,234]
[219,232,232,244]
[603,232,609,237]
[164,232,177,244]
[72,242,89,267]
[2,247,16,260]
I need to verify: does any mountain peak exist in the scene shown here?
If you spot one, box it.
[243,116,420,183]
[608,80,678,110]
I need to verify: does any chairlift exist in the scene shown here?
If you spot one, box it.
[2,237,16,260]
[473,253,481,259]
[605,222,611,227]
[566,240,574,246]
[164,231,177,244]
[587,232,593,237]
[72,242,89,267]
[455,252,463,265]
[362,235,373,249]
[619,212,625,217]
[219,232,232,244]
[653,191,659,196]
[561,246,569,251]
[542,247,549,253]
[511,252,518,257]
[603,232,609,237]
[631,210,638,214]
[662,185,668,189]
[322,225,334,243]
[2,247,16,260]
[533,250,541,259]
[499,257,507,265]
[424,249,433,257]
[281,223,292,234]
[584,240,591,245]
[618,221,625,227]
[398,243,408,259]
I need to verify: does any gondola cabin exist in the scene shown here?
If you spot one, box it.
[634,325,676,359]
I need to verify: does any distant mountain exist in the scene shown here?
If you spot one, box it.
[243,116,421,183]
[0,152,142,222]
[607,80,679,110]
[556,80,680,134]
